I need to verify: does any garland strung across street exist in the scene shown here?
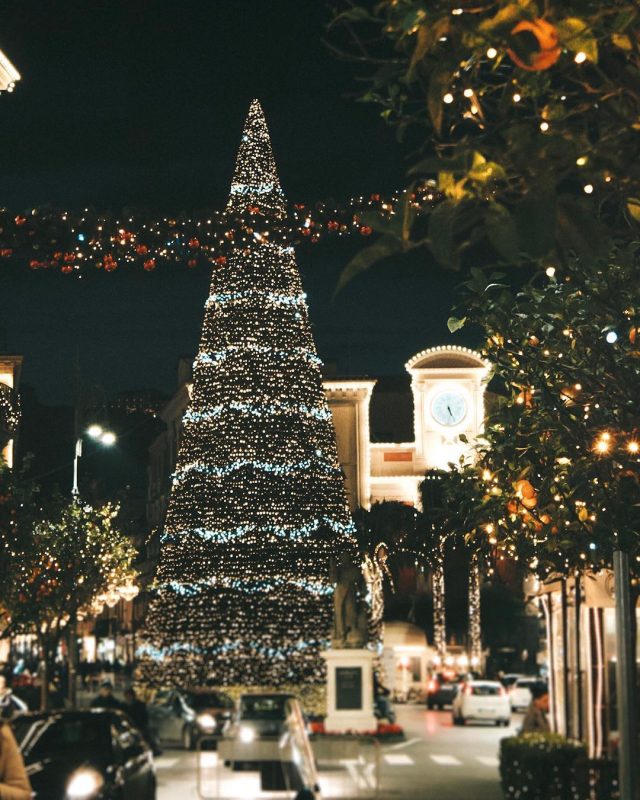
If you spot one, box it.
[0,184,442,275]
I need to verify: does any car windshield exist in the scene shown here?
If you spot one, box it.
[239,696,288,720]
[14,716,111,759]
[471,685,501,696]
[515,680,537,689]
[185,692,232,711]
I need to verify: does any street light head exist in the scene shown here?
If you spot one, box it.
[87,424,103,439]
[101,431,116,446]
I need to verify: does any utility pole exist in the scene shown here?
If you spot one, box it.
[613,549,639,800]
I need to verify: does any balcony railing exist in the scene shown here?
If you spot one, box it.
[0,382,20,437]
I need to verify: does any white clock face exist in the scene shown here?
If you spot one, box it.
[430,390,467,427]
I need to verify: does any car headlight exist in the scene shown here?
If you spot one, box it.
[66,768,104,800]
[197,712,217,732]
[239,726,255,743]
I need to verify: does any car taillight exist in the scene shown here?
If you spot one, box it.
[499,686,506,696]
[427,680,438,693]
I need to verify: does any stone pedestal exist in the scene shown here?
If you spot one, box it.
[322,648,377,733]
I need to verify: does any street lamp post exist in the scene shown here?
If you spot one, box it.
[72,424,116,496]
[69,424,116,707]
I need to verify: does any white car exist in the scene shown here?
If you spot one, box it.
[452,681,511,727]
[510,678,539,711]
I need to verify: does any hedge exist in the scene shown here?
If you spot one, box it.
[500,734,620,800]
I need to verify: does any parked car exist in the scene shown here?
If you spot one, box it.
[426,673,460,710]
[149,688,235,750]
[510,677,541,711]
[12,709,156,800]
[452,681,511,727]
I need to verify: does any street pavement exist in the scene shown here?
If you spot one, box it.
[155,703,522,800]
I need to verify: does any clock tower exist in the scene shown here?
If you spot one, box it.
[407,346,488,473]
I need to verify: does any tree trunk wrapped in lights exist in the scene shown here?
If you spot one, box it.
[432,539,446,661]
[140,100,356,688]
[468,553,482,669]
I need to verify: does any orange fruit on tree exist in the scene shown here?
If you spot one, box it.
[515,479,536,499]
[507,19,561,72]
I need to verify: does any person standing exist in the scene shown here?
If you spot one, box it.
[122,688,162,756]
[521,683,550,733]
[0,720,31,800]
[90,680,121,710]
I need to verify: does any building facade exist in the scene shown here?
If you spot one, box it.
[146,345,489,527]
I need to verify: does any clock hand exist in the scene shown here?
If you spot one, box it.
[447,405,454,418]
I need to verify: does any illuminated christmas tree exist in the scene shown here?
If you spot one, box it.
[141,100,356,687]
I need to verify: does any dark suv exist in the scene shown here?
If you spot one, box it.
[13,709,155,799]
[426,673,461,710]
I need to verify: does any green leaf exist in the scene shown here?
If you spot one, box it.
[515,192,557,259]
[468,159,507,185]
[409,153,468,177]
[334,235,405,295]
[447,316,467,333]
[626,197,640,223]
[555,195,607,263]
[428,201,459,268]
[611,32,633,51]
[479,3,527,33]
[357,209,402,238]
[427,67,452,137]
[485,203,519,263]
[556,18,598,63]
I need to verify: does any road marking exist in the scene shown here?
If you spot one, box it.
[387,737,422,751]
[476,756,499,768]
[340,759,377,789]
[430,755,461,766]
[384,754,414,766]
[200,753,219,768]
[154,757,179,769]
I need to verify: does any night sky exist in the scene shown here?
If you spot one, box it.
[0,0,467,407]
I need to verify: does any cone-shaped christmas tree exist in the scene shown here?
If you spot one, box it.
[141,101,356,687]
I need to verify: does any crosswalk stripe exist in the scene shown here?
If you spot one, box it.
[476,756,499,768]
[387,737,422,751]
[430,755,461,766]
[384,754,414,766]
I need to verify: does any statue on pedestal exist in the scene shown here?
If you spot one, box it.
[330,552,369,648]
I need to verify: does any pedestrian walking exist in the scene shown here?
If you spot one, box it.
[90,680,121,710]
[122,688,162,756]
[521,683,550,733]
[0,719,31,800]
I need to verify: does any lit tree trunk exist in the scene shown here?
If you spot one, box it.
[468,553,482,672]
[67,614,77,707]
[37,631,50,711]
[433,539,446,660]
